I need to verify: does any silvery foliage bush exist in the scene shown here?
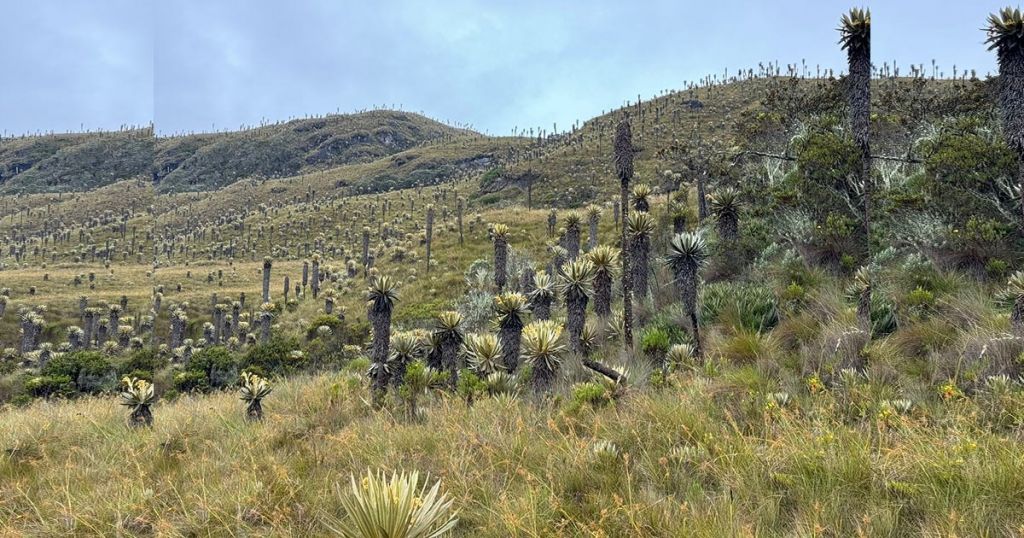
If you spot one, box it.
[507,248,535,288]
[459,259,495,332]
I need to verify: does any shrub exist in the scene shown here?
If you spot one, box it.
[950,216,1009,277]
[917,116,1017,223]
[305,314,345,341]
[986,258,1010,280]
[187,346,239,389]
[242,336,303,376]
[173,370,211,393]
[905,286,935,319]
[644,308,691,346]
[25,374,75,398]
[455,369,485,404]
[898,253,948,292]
[640,327,671,361]
[302,338,349,371]
[570,381,612,411]
[117,348,167,379]
[346,356,371,376]
[457,290,495,332]
[779,282,807,309]
[42,351,116,394]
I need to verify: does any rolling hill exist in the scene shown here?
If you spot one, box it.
[0,111,478,194]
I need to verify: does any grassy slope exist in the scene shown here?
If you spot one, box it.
[0,179,590,350]
[154,111,479,193]
[2,189,1024,535]
[3,365,1022,535]
[0,130,153,194]
[152,136,532,227]
[481,79,775,209]
[2,76,1023,535]
[0,111,477,194]
[0,134,538,341]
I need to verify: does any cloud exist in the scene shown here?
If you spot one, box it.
[0,0,153,135]
[0,0,1006,137]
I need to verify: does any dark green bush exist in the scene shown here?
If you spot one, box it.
[644,313,690,347]
[241,336,303,376]
[302,338,350,371]
[25,374,75,398]
[187,346,239,389]
[305,314,345,340]
[785,119,860,219]
[117,348,167,379]
[42,351,116,394]
[456,369,486,404]
[173,370,211,393]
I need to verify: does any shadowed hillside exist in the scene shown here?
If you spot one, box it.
[153,111,478,192]
[0,129,153,194]
[0,111,478,194]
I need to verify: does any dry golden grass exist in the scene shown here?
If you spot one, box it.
[4,366,1024,536]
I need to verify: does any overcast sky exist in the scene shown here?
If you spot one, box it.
[0,0,1010,137]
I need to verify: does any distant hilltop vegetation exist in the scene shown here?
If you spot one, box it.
[0,73,999,204]
[0,111,474,194]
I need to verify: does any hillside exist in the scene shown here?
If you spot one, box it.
[153,111,479,192]
[0,111,477,194]
[0,129,153,194]
[3,72,1024,535]
[479,76,993,208]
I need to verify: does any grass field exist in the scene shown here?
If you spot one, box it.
[3,73,1024,535]
[4,362,1024,536]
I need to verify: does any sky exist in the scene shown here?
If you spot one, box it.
[0,0,1011,137]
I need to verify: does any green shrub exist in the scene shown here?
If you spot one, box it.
[25,374,75,398]
[479,167,504,189]
[986,258,1010,280]
[187,346,239,389]
[779,282,806,308]
[570,381,611,411]
[42,351,116,394]
[905,286,935,319]
[456,369,485,404]
[302,338,349,371]
[305,314,344,340]
[918,116,1017,223]
[788,121,859,218]
[477,193,502,206]
[640,327,671,361]
[345,356,371,376]
[898,254,948,292]
[173,370,211,393]
[117,348,167,379]
[645,312,690,346]
[241,336,302,376]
